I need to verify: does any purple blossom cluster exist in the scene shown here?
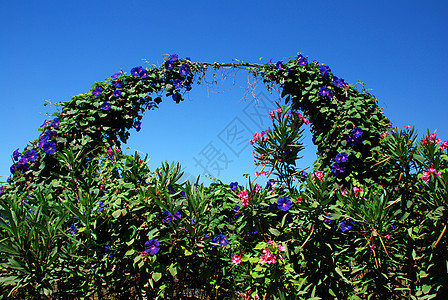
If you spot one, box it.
[348,126,364,146]
[331,152,349,178]
[319,86,333,100]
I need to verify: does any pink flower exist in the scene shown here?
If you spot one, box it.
[311,171,324,182]
[404,125,411,130]
[238,190,249,207]
[296,197,302,203]
[428,168,437,174]
[421,172,431,184]
[384,234,390,240]
[232,254,242,265]
[380,131,390,138]
[278,244,286,252]
[341,190,349,196]
[353,186,364,196]
[252,294,260,300]
[259,248,277,265]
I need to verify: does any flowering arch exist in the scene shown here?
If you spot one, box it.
[8,53,391,188]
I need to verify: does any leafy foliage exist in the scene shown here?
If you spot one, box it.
[0,53,447,299]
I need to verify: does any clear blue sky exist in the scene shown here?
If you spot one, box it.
[1,0,447,186]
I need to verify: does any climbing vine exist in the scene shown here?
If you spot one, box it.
[0,53,446,299]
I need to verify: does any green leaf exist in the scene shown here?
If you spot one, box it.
[152,272,162,282]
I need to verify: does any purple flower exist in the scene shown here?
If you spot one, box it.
[331,163,349,177]
[162,211,173,223]
[134,121,141,132]
[185,57,191,61]
[179,64,190,76]
[105,245,112,257]
[167,184,176,194]
[24,150,39,162]
[173,79,182,89]
[92,86,102,97]
[165,60,174,70]
[335,152,349,163]
[102,102,111,111]
[318,65,331,80]
[169,54,179,61]
[319,86,333,100]
[276,61,286,70]
[348,127,364,146]
[18,157,29,172]
[212,234,229,247]
[174,211,182,220]
[181,191,186,197]
[139,69,149,78]
[145,239,160,255]
[113,90,122,98]
[112,80,123,89]
[111,73,120,79]
[229,182,242,191]
[70,224,77,235]
[299,171,309,181]
[13,148,21,161]
[98,201,104,212]
[324,214,333,225]
[43,141,56,154]
[277,196,292,211]
[0,186,4,195]
[297,54,308,66]
[341,219,354,232]
[10,164,18,174]
[131,66,144,76]
[52,118,60,128]
[332,76,346,88]
[266,179,275,191]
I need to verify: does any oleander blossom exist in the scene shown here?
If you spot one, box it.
[421,168,442,184]
[145,239,160,255]
[259,248,277,265]
[238,190,249,208]
[232,254,242,265]
[311,171,324,182]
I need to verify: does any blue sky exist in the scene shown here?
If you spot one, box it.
[1,0,447,186]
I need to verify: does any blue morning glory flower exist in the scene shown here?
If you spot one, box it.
[43,141,56,154]
[277,196,292,211]
[101,102,111,111]
[92,86,102,97]
[212,234,229,247]
[145,239,160,255]
[319,86,333,100]
[179,64,190,76]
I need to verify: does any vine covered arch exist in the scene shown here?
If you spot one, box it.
[9,53,392,188]
[4,53,445,299]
